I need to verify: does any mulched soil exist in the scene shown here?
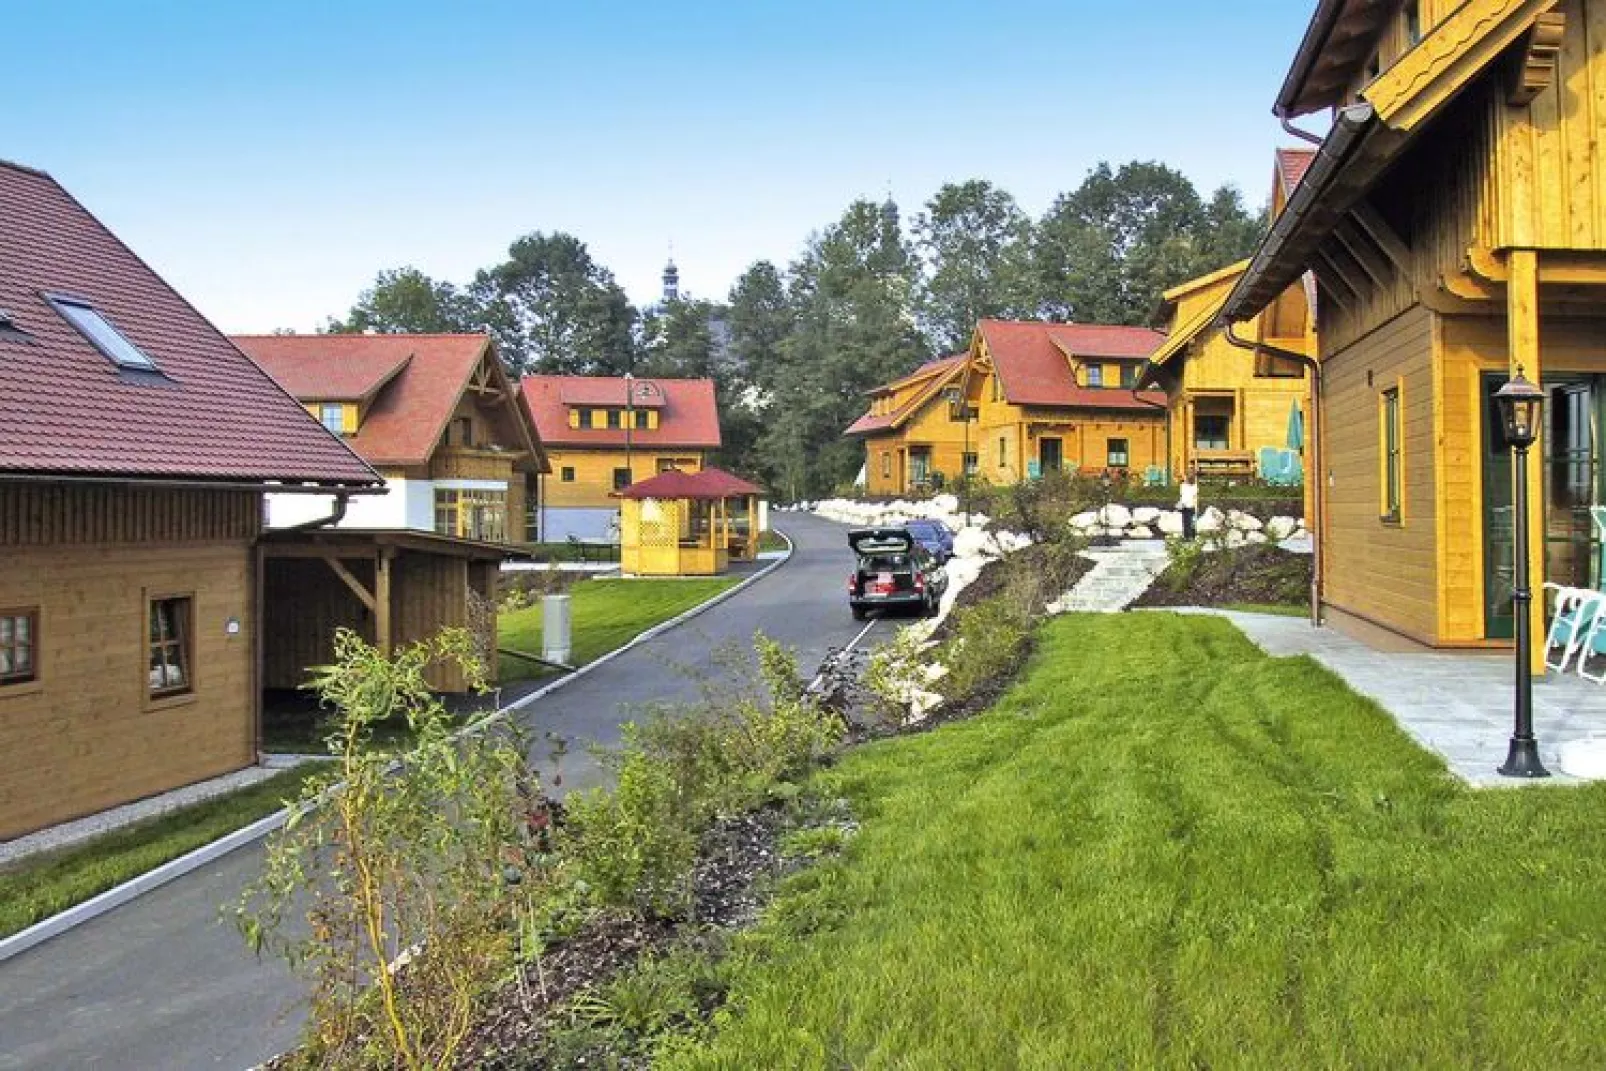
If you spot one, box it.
[460,805,793,1070]
[1132,543,1312,610]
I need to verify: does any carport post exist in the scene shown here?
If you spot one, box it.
[375,548,394,656]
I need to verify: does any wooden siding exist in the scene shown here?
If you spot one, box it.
[0,484,260,546]
[1320,305,1441,641]
[1490,0,1606,250]
[0,540,255,839]
[542,449,704,510]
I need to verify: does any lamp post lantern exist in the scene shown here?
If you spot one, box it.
[1494,367,1550,778]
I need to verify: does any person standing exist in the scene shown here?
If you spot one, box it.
[1178,468,1199,541]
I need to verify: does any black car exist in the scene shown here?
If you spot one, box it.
[847,528,949,620]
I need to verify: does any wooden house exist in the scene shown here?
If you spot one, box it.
[845,354,971,495]
[1221,0,1606,652]
[1145,154,1318,493]
[235,334,548,544]
[961,320,1169,482]
[522,376,722,542]
[0,160,382,839]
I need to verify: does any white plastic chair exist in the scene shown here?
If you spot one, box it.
[1544,583,1606,675]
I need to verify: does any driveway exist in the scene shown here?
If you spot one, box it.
[0,510,868,1071]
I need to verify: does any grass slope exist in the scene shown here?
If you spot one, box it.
[499,578,739,681]
[672,614,1606,1068]
[0,766,317,941]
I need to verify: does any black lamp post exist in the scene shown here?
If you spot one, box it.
[1494,367,1550,779]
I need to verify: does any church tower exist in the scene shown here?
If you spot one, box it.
[661,256,680,305]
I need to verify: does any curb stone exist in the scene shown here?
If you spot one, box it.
[0,531,797,966]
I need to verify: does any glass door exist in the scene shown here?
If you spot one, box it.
[1039,437,1063,473]
[1482,374,1605,639]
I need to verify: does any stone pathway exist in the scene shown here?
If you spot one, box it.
[1050,541,1171,614]
[1187,609,1606,786]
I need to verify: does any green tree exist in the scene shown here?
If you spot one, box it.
[914,180,1036,351]
[638,297,718,380]
[471,232,638,377]
[759,199,928,500]
[325,266,480,335]
[726,260,793,391]
[1033,161,1264,325]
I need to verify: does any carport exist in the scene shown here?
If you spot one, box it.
[259,528,519,694]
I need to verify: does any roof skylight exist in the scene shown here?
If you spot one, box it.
[48,296,157,370]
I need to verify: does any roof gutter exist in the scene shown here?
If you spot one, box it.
[1220,103,1377,324]
[1223,323,1324,631]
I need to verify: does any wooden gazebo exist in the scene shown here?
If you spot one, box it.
[615,466,764,576]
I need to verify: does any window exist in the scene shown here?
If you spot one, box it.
[454,416,473,447]
[991,375,1002,402]
[561,466,576,482]
[881,452,891,478]
[1107,438,1130,468]
[1195,415,1230,451]
[148,597,192,698]
[1255,351,1305,378]
[1086,365,1104,388]
[1119,363,1138,388]
[48,296,157,371]
[606,409,622,430]
[634,410,650,429]
[1382,387,1403,522]
[998,436,1007,468]
[1404,1,1421,45]
[0,609,37,685]
[434,489,508,541]
[963,452,978,476]
[319,403,344,434]
[613,467,632,491]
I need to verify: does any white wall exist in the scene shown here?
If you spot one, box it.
[267,477,512,534]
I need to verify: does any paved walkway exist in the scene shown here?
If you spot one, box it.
[0,512,872,1071]
[1197,609,1606,786]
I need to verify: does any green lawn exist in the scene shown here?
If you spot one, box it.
[759,530,790,554]
[670,613,1606,1068]
[0,766,318,941]
[499,577,739,681]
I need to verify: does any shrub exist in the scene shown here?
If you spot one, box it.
[236,628,547,1071]
[941,595,1032,704]
[564,633,844,918]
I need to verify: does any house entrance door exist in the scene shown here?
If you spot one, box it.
[1039,437,1063,473]
[1482,374,1605,639]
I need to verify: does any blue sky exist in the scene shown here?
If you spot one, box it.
[3,1,1321,332]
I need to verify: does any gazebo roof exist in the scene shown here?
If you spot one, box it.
[615,465,763,501]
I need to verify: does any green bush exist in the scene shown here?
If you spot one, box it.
[565,749,700,918]
[941,595,1032,703]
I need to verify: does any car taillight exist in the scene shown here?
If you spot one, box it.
[914,573,925,592]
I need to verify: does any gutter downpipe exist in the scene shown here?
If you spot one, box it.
[1224,324,1324,630]
[1281,116,1325,146]
[279,490,352,533]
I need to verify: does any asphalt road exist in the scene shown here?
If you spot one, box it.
[0,511,869,1071]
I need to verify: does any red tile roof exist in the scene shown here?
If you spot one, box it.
[977,320,1167,410]
[615,465,762,500]
[236,333,544,469]
[1276,148,1317,201]
[523,376,721,449]
[0,160,379,486]
[845,353,968,438]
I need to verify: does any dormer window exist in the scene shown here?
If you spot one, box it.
[47,295,157,371]
[319,403,344,434]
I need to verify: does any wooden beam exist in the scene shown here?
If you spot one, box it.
[323,555,376,613]
[375,548,394,656]
[1352,203,1411,274]
[1466,245,1606,287]
[1314,248,1365,304]
[1508,9,1567,105]
[1334,218,1392,289]
[1310,260,1354,311]
[1508,248,1545,673]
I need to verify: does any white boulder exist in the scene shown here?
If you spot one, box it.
[1224,529,1247,548]
[1228,510,1264,531]
[1156,511,1184,536]
[1069,511,1100,531]
[1265,516,1298,541]
[1246,531,1269,544]
[1100,503,1133,529]
[1132,507,1162,525]
[1197,506,1225,533]
[1127,526,1154,540]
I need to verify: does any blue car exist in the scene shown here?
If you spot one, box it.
[901,519,954,562]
